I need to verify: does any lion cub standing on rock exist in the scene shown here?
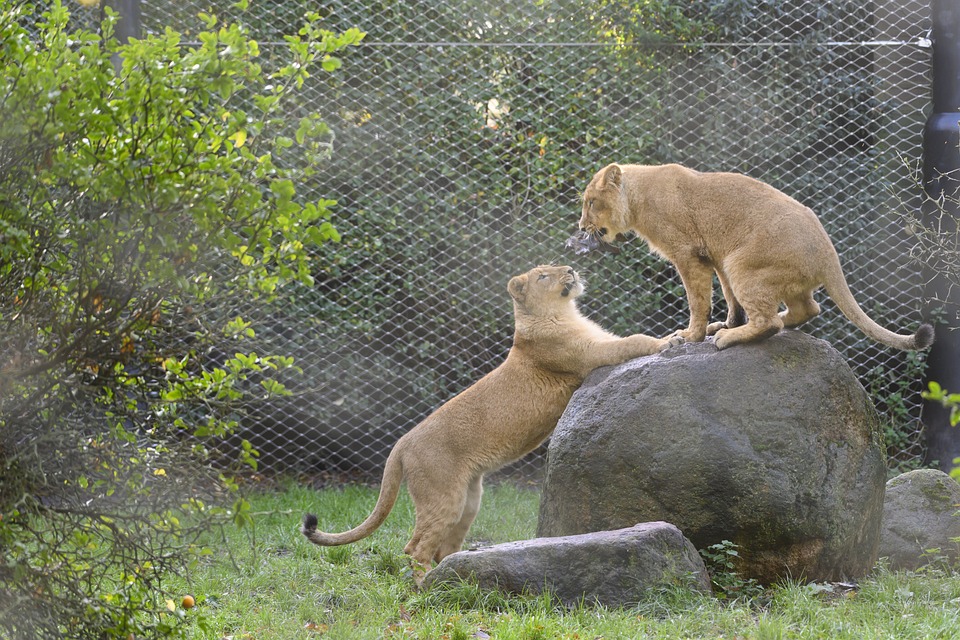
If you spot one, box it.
[572,163,933,351]
[302,265,675,581]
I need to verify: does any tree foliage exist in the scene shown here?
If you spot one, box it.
[0,2,360,637]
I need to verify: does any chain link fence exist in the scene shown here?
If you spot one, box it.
[92,0,933,477]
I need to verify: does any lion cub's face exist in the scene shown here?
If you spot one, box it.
[508,265,583,311]
[578,164,625,246]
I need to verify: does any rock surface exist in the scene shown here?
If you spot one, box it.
[537,330,887,584]
[423,522,711,606]
[879,468,960,570]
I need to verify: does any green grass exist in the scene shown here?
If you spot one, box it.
[168,482,960,639]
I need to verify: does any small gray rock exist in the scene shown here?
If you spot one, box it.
[538,331,886,584]
[879,468,960,570]
[423,522,711,606]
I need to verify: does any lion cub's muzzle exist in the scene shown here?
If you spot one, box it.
[560,268,579,297]
[565,229,621,256]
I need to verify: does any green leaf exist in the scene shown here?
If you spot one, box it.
[232,498,253,528]
[270,179,295,201]
[321,56,342,72]
[162,388,184,402]
[228,129,248,148]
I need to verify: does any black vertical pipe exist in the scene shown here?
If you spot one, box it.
[103,0,141,73]
[922,0,960,471]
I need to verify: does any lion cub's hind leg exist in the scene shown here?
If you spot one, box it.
[779,291,821,328]
[435,474,484,563]
[712,284,783,350]
[403,468,473,583]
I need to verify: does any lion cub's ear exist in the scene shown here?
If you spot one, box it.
[601,163,622,189]
[508,274,528,304]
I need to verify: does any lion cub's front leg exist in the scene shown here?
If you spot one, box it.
[586,333,681,371]
[670,260,715,343]
[706,270,747,336]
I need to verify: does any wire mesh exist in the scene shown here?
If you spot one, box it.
[119,0,934,476]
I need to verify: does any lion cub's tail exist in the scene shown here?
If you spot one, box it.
[301,447,404,547]
[823,260,934,351]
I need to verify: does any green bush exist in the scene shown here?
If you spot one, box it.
[0,2,359,637]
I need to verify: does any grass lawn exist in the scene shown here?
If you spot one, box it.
[168,481,960,639]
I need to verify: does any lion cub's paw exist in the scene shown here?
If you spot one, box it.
[409,560,431,589]
[658,335,685,352]
[667,328,706,343]
[706,321,727,336]
[712,329,739,350]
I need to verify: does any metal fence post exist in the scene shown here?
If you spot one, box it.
[922,0,960,471]
[103,0,140,72]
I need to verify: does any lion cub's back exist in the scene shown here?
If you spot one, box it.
[677,168,835,258]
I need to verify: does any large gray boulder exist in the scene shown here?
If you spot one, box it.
[538,330,887,584]
[423,522,711,606]
[879,468,960,570]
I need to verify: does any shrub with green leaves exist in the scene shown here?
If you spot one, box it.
[0,2,360,637]
[923,382,960,428]
[923,381,960,478]
[698,540,763,602]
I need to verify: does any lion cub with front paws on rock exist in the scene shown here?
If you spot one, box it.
[301,265,676,582]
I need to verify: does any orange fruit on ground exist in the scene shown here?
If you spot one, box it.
[181,595,195,609]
